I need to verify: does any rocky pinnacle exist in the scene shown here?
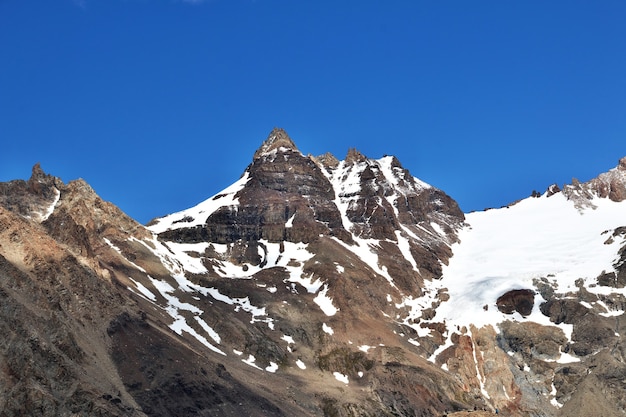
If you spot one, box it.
[253,127,299,159]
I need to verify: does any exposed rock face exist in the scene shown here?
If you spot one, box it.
[0,205,143,416]
[160,128,347,245]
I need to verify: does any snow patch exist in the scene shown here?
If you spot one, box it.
[127,277,157,301]
[40,187,60,222]
[242,354,262,370]
[314,284,338,316]
[333,372,349,384]
[169,315,225,356]
[265,362,279,373]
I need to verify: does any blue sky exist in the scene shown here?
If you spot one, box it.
[1,0,625,223]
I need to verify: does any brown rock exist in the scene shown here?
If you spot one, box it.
[496,289,535,316]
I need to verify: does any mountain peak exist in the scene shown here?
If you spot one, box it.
[30,162,46,180]
[27,163,58,189]
[253,127,299,159]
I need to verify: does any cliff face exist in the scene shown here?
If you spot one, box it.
[1,130,626,417]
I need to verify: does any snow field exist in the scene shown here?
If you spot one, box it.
[413,193,626,364]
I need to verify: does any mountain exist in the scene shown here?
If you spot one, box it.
[1,128,625,417]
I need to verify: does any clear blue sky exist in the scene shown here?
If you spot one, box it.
[1,0,625,223]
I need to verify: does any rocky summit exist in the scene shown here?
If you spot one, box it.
[1,128,626,417]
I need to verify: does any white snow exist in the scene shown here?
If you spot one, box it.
[104,238,147,273]
[242,354,262,370]
[40,187,60,222]
[407,338,420,347]
[333,372,349,384]
[169,315,225,356]
[116,234,280,358]
[288,272,324,294]
[333,236,397,288]
[395,231,419,272]
[396,291,441,338]
[596,299,624,317]
[428,336,455,363]
[430,221,445,236]
[555,349,580,364]
[127,277,157,301]
[321,157,424,234]
[265,362,279,373]
[550,382,563,408]
[322,323,334,335]
[296,359,306,369]
[203,287,274,327]
[194,316,221,344]
[378,155,430,190]
[314,284,339,316]
[470,328,490,399]
[162,242,210,274]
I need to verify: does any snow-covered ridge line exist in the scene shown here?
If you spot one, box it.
[147,172,250,234]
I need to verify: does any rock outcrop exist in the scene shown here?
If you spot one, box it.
[561,156,626,206]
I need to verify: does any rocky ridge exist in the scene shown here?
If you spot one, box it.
[1,128,626,417]
[558,156,626,207]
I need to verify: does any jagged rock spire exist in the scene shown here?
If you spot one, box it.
[253,127,299,159]
[312,152,340,170]
[345,148,367,164]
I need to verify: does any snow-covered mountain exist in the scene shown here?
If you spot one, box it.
[1,128,625,417]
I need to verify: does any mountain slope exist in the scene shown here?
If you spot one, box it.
[1,130,626,416]
[0,163,308,416]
